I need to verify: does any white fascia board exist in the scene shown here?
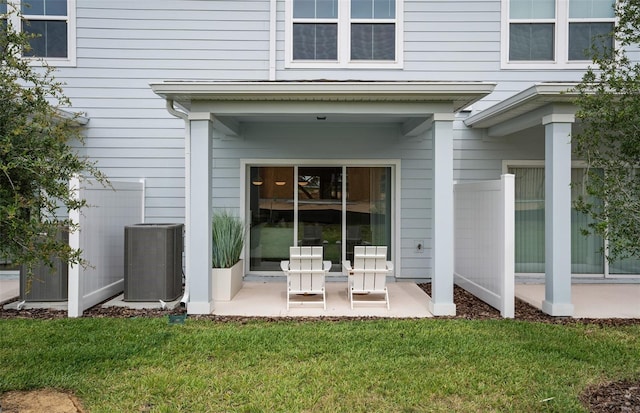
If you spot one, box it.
[150,81,496,112]
[464,83,580,129]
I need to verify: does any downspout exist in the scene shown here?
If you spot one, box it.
[165,99,191,308]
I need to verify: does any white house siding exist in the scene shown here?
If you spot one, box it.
[54,0,272,222]
[47,0,617,279]
[211,122,435,278]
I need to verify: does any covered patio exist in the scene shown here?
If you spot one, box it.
[150,80,497,316]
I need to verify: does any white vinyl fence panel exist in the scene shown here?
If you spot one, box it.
[68,177,144,317]
[454,174,515,318]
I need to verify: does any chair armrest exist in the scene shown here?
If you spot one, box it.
[342,261,353,275]
[280,260,290,272]
[386,261,394,272]
[323,260,332,272]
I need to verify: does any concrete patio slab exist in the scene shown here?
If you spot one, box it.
[212,281,433,318]
[516,283,640,318]
[0,271,19,305]
[102,294,183,311]
[3,300,68,311]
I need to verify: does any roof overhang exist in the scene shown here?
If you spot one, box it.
[151,81,496,112]
[150,81,496,137]
[464,83,579,137]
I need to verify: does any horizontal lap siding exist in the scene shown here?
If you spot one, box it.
[399,147,433,278]
[58,1,271,222]
[215,124,433,278]
[52,0,603,276]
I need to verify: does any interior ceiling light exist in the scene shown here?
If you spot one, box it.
[316,116,327,121]
[275,180,286,186]
[252,176,263,186]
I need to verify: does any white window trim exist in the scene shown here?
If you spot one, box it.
[500,0,615,70]
[284,0,404,69]
[8,0,77,67]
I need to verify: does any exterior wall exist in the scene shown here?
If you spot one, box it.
[48,0,620,278]
[276,0,588,110]
[56,0,272,222]
[213,123,433,278]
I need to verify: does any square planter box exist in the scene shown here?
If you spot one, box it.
[212,259,244,302]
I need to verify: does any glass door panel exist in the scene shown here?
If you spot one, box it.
[509,166,604,275]
[510,167,545,273]
[297,167,342,269]
[610,256,640,275]
[345,167,392,263]
[571,168,604,274]
[249,165,393,273]
[249,166,294,271]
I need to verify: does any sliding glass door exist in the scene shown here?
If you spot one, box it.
[248,165,392,273]
[345,167,392,263]
[297,166,343,268]
[509,165,640,276]
[510,166,604,274]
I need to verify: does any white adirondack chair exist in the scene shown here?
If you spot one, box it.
[342,246,392,309]
[280,246,330,309]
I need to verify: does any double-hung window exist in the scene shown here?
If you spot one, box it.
[5,0,76,66]
[287,0,403,68]
[1,3,8,31]
[502,0,615,68]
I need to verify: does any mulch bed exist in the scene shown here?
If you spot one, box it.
[1,283,638,412]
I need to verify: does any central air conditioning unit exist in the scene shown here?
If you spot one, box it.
[124,223,184,301]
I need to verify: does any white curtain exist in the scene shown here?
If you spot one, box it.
[509,167,604,274]
[510,167,546,273]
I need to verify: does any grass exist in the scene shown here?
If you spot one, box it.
[0,318,639,412]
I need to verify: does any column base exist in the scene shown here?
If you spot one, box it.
[429,301,456,316]
[542,300,574,317]
[187,300,214,315]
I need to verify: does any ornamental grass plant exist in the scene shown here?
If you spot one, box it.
[212,211,245,268]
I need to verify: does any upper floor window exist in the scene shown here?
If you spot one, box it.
[502,0,615,69]
[1,3,7,29]
[286,0,403,68]
[4,0,76,66]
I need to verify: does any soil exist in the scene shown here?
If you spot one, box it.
[0,389,84,413]
[1,283,638,412]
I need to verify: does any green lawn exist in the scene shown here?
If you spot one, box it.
[0,318,638,412]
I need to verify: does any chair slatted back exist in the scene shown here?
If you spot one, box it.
[352,246,388,292]
[288,246,324,291]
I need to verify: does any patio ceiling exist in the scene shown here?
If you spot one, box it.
[150,81,496,137]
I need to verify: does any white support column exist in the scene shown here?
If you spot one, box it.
[542,114,574,316]
[429,113,456,316]
[186,113,214,314]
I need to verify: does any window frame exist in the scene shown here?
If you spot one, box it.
[285,0,404,69]
[501,0,615,69]
[7,0,76,67]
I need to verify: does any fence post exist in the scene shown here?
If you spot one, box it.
[68,175,83,317]
[501,174,515,318]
